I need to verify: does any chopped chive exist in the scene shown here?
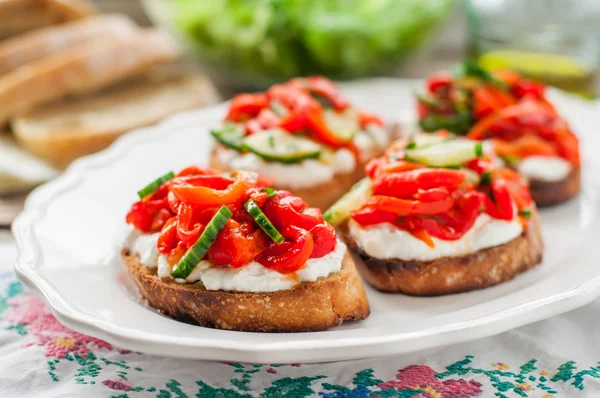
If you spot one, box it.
[480,171,492,185]
[474,142,484,157]
[262,187,277,197]
[137,171,175,199]
[268,134,276,149]
[519,209,532,218]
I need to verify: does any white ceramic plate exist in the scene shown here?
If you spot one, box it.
[13,79,600,364]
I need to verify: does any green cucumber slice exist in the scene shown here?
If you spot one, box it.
[322,108,359,142]
[243,129,322,164]
[171,205,232,279]
[405,140,483,168]
[210,123,245,151]
[324,177,372,226]
[408,133,448,149]
[244,199,284,244]
[137,171,175,199]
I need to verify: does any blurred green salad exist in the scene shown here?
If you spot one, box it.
[159,0,453,87]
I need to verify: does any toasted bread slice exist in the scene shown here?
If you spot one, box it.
[528,166,580,207]
[210,145,377,211]
[0,0,96,40]
[342,209,543,296]
[0,14,137,75]
[0,28,180,125]
[11,69,220,169]
[122,249,370,333]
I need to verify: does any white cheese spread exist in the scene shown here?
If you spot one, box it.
[125,230,346,293]
[517,156,572,182]
[216,126,389,190]
[347,214,523,261]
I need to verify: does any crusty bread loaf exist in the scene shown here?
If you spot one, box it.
[12,70,220,169]
[0,0,96,40]
[528,166,580,207]
[122,249,370,333]
[343,208,543,296]
[0,14,137,75]
[0,28,180,125]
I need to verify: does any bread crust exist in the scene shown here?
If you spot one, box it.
[0,14,137,75]
[528,166,580,207]
[342,209,543,296]
[122,250,370,332]
[0,28,180,125]
[209,144,375,211]
[12,71,219,169]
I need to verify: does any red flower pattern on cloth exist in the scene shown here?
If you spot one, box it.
[376,365,483,398]
[4,291,112,358]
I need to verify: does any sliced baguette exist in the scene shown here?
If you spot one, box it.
[12,70,220,169]
[122,249,370,333]
[528,166,580,207]
[0,28,180,125]
[342,208,543,296]
[0,0,96,39]
[0,14,138,75]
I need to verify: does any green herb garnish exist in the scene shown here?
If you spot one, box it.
[519,209,532,219]
[480,171,492,185]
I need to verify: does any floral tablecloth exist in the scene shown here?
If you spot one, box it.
[1,234,599,398]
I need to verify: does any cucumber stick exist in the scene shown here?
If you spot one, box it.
[211,123,245,151]
[324,177,372,226]
[405,140,482,167]
[171,205,232,279]
[137,171,175,199]
[243,129,322,163]
[244,199,284,244]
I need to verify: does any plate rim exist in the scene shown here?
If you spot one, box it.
[12,78,600,363]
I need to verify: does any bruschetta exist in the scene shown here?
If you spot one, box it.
[416,62,581,207]
[325,134,543,296]
[122,167,369,332]
[209,76,393,211]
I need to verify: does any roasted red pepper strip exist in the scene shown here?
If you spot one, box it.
[372,169,465,199]
[157,217,178,254]
[263,192,323,231]
[350,207,399,226]
[171,172,256,206]
[363,194,454,216]
[208,220,268,268]
[226,93,268,122]
[427,72,453,93]
[257,226,314,273]
[358,112,384,128]
[484,180,514,220]
[304,76,350,111]
[309,223,337,259]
